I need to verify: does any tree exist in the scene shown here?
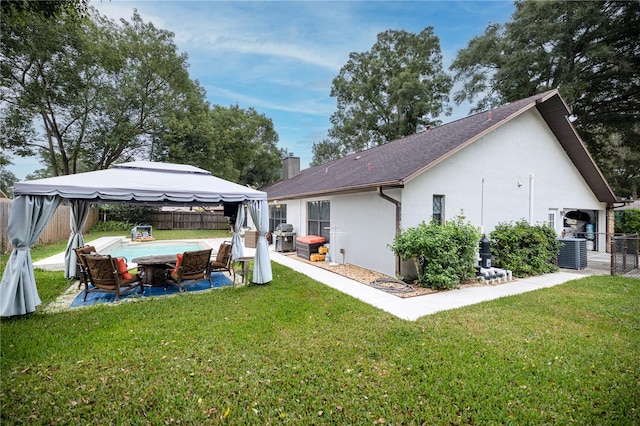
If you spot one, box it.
[1,7,208,176]
[312,28,452,165]
[1,4,91,175]
[0,166,18,198]
[310,139,342,167]
[1,0,89,18]
[450,0,640,198]
[155,104,284,187]
[207,105,283,187]
[80,11,208,171]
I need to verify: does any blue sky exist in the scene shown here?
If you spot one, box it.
[8,0,516,179]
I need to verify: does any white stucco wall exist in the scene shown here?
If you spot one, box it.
[275,193,398,276]
[403,109,607,249]
[274,108,608,276]
[278,199,305,236]
[329,191,398,276]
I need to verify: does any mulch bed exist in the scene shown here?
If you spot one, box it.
[286,253,506,298]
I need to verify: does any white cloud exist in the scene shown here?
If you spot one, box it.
[205,85,334,116]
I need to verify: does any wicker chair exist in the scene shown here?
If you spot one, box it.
[165,249,213,292]
[210,241,233,276]
[81,254,144,301]
[74,245,96,290]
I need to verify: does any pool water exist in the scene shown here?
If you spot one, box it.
[102,240,209,261]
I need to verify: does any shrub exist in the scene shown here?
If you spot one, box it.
[390,215,480,290]
[615,209,640,234]
[90,220,132,232]
[489,219,560,277]
[98,205,158,225]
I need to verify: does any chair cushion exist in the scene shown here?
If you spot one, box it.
[116,257,132,280]
[215,244,231,263]
[296,235,325,244]
[172,253,183,276]
[170,271,204,281]
[119,275,139,286]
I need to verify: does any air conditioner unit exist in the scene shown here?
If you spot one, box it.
[557,238,587,269]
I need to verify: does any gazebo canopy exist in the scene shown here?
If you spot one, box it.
[12,161,266,205]
[1,162,272,317]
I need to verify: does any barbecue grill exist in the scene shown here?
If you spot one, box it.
[273,224,296,252]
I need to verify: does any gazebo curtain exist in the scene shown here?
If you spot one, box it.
[64,200,91,279]
[248,200,272,284]
[231,204,245,260]
[0,195,61,317]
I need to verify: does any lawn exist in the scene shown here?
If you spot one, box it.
[1,235,639,424]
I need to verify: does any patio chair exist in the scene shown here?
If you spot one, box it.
[74,245,96,290]
[81,254,144,301]
[165,249,213,292]
[210,241,233,276]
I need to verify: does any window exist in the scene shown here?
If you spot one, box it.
[269,204,287,232]
[432,195,444,224]
[548,211,556,230]
[307,200,330,241]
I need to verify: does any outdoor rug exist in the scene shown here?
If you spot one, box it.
[69,272,233,308]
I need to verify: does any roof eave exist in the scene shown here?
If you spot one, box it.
[267,181,403,201]
[535,93,617,203]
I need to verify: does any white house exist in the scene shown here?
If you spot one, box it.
[261,90,617,278]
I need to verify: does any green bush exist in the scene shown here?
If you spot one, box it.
[90,220,132,232]
[489,219,560,277]
[390,215,480,290]
[615,209,640,234]
[98,205,158,225]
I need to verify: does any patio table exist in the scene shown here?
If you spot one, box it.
[132,254,178,286]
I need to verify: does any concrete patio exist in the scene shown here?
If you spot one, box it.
[33,237,619,320]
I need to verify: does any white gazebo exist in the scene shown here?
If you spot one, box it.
[1,161,272,317]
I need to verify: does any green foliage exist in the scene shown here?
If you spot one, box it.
[0,166,17,198]
[90,220,132,232]
[98,205,158,226]
[490,219,560,277]
[450,0,640,198]
[390,216,480,289]
[312,27,452,165]
[1,7,210,176]
[1,0,89,19]
[156,104,284,187]
[615,209,640,234]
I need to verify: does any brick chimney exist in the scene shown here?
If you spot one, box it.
[282,154,300,180]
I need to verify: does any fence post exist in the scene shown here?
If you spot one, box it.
[622,238,627,273]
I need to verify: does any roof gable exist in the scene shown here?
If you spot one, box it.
[263,90,616,203]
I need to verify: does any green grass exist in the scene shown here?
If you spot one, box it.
[1,236,639,424]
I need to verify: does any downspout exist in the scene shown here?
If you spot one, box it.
[377,186,401,276]
[528,173,535,225]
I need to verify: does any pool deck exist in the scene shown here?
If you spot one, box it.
[35,237,591,320]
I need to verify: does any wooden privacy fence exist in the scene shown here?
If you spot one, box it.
[150,211,229,230]
[1,200,99,253]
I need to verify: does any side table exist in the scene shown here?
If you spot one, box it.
[232,256,254,285]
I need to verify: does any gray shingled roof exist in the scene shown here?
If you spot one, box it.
[263,89,617,203]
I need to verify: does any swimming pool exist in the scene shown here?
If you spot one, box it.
[102,240,210,262]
